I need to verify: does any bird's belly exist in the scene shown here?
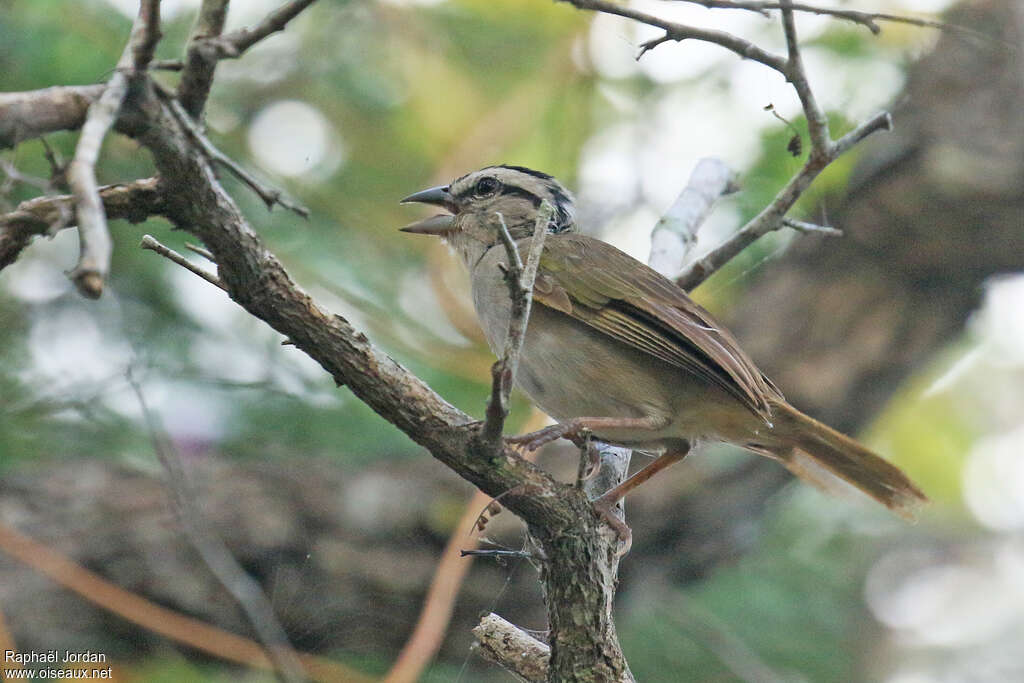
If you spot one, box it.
[503,305,724,448]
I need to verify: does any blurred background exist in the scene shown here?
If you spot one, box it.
[1,0,1023,680]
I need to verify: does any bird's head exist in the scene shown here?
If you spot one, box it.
[400,165,576,264]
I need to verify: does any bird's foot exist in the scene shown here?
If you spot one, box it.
[592,498,632,557]
[506,419,583,452]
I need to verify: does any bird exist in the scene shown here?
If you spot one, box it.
[400,164,927,553]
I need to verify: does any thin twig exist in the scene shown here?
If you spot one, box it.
[674,0,956,36]
[782,217,841,235]
[166,96,310,217]
[460,549,532,559]
[126,370,308,683]
[151,58,185,71]
[675,111,892,291]
[480,203,552,445]
[562,0,787,70]
[140,234,228,291]
[185,241,216,262]
[178,0,320,117]
[780,0,830,156]
[208,0,321,58]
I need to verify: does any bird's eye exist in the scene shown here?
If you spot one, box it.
[474,177,500,197]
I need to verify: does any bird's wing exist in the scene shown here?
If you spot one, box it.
[531,233,782,420]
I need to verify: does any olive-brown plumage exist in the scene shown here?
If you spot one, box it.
[401,165,927,550]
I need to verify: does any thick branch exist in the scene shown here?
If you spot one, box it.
[648,158,735,279]
[0,86,104,150]
[133,0,163,71]
[0,179,162,270]
[178,0,229,117]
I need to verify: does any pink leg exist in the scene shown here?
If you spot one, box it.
[507,415,670,452]
[593,444,690,556]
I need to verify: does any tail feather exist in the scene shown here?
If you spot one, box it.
[757,402,928,518]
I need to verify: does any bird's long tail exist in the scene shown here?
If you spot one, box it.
[753,401,928,518]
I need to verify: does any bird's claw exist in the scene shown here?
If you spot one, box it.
[506,420,583,452]
[593,499,632,557]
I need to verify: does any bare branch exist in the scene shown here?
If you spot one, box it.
[0,85,105,150]
[178,0,229,117]
[68,2,163,298]
[0,178,162,271]
[126,371,308,683]
[132,0,163,71]
[832,109,893,156]
[782,217,841,235]
[211,0,320,58]
[675,0,957,36]
[185,241,217,262]
[140,234,228,291]
[178,0,320,117]
[166,96,310,217]
[676,110,892,291]
[779,0,830,156]
[481,204,552,445]
[472,613,550,683]
[649,158,736,279]
[561,0,787,71]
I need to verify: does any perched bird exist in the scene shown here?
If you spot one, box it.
[401,165,926,552]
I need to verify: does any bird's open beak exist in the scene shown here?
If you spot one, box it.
[399,184,457,235]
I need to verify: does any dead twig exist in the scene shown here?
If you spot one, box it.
[166,96,310,217]
[480,203,553,446]
[140,234,227,291]
[67,1,163,298]
[674,0,956,36]
[472,613,550,683]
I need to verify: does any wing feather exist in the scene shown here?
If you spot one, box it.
[530,234,782,420]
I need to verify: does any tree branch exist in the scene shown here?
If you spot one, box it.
[648,158,736,279]
[177,0,320,117]
[472,613,550,683]
[0,179,162,271]
[178,0,229,118]
[140,234,228,291]
[209,0,321,58]
[675,0,955,36]
[165,95,309,216]
[481,204,552,446]
[562,0,787,69]
[67,2,164,298]
[0,86,105,150]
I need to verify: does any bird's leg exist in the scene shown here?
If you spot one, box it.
[593,443,691,556]
[507,415,669,452]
